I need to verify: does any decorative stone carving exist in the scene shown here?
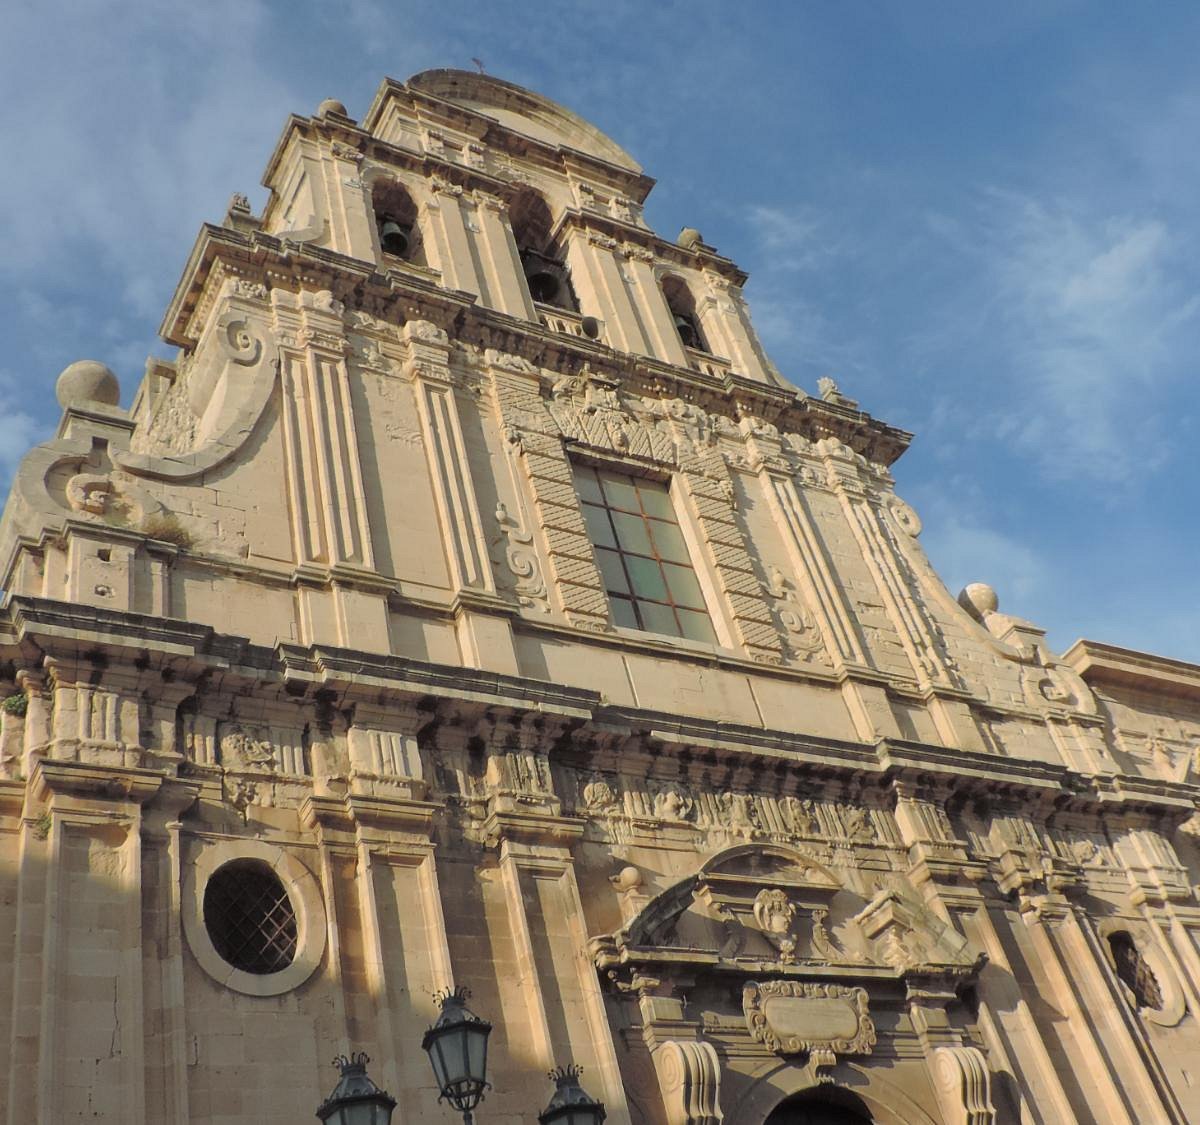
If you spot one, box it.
[582,773,620,813]
[216,315,264,366]
[216,722,306,775]
[781,794,817,837]
[932,1046,996,1125]
[809,907,856,962]
[854,890,981,975]
[753,888,798,963]
[654,1040,723,1125]
[840,804,875,843]
[721,790,761,838]
[765,566,826,663]
[548,367,678,465]
[743,981,875,1058]
[888,496,923,538]
[405,318,450,345]
[653,782,694,822]
[218,724,277,769]
[495,501,549,611]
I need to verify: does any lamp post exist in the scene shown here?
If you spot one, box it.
[316,1053,397,1125]
[421,986,493,1124]
[538,1065,607,1125]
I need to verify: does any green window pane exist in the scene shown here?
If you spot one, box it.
[625,555,669,602]
[638,601,681,637]
[610,596,638,629]
[663,563,706,609]
[599,473,640,512]
[678,609,717,644]
[611,510,653,555]
[595,547,630,595]
[648,520,690,564]
[574,467,604,504]
[636,483,675,520]
[582,503,617,549]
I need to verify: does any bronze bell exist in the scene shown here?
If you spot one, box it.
[674,313,698,349]
[526,267,561,305]
[379,220,410,257]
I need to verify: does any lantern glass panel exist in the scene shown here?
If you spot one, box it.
[466,1021,489,1086]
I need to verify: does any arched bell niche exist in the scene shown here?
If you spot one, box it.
[764,1087,874,1124]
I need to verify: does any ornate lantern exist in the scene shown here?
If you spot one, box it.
[316,1053,396,1125]
[537,1065,607,1125]
[422,987,493,1121]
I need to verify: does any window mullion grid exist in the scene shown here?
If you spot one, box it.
[613,476,683,639]
[633,479,687,637]
[586,467,709,642]
[592,471,643,630]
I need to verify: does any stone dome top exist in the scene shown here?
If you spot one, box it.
[407,68,641,173]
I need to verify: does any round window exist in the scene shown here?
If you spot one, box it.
[203,859,298,975]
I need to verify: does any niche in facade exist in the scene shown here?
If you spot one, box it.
[662,274,709,353]
[372,180,426,266]
[1109,930,1164,1010]
[510,189,578,311]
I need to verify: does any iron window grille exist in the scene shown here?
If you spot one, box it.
[573,464,717,644]
[203,859,298,975]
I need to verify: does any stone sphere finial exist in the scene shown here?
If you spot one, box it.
[56,360,120,410]
[678,227,704,250]
[957,582,999,622]
[612,865,642,892]
[317,98,350,119]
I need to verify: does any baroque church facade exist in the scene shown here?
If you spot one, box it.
[2,69,1200,1124]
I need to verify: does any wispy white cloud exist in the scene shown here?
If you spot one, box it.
[917,191,1197,482]
[0,0,299,312]
[907,482,1050,628]
[746,204,839,271]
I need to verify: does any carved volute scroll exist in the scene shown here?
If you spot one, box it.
[653,1039,723,1125]
[932,1046,996,1125]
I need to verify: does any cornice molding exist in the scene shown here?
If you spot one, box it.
[4,596,1194,818]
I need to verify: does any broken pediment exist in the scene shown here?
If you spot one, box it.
[593,844,868,972]
[593,844,984,990]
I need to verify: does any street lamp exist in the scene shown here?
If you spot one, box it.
[422,986,493,1123]
[316,1053,397,1125]
[538,1065,607,1125]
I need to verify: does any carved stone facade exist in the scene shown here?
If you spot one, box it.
[0,69,1197,1125]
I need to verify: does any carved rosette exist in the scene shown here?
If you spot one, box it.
[743,981,875,1057]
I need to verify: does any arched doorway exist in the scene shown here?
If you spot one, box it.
[764,1087,874,1125]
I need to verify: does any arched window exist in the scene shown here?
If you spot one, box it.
[1109,930,1164,1010]
[510,189,577,311]
[372,180,425,266]
[661,275,709,353]
[764,1089,874,1125]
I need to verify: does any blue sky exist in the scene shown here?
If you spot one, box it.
[1,1,1197,661]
